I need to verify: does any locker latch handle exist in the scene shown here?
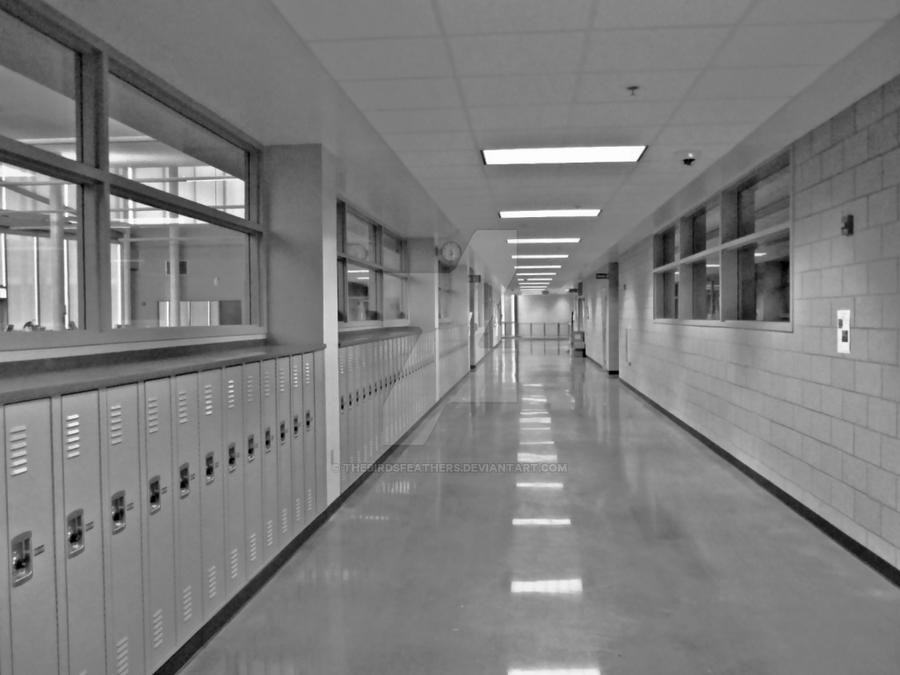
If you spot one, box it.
[227,443,238,472]
[10,531,33,586]
[205,452,216,484]
[293,415,300,437]
[179,463,191,498]
[111,491,126,534]
[149,477,162,514]
[340,395,345,411]
[66,509,85,559]
[247,434,256,462]
[264,427,272,452]
[305,410,312,429]
[279,421,287,444]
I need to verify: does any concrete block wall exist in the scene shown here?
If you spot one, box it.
[619,73,900,569]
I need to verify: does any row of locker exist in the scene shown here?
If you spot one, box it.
[0,351,326,675]
[338,333,436,489]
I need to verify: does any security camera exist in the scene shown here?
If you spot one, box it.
[682,153,697,167]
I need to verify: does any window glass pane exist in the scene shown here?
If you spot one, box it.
[0,162,80,332]
[735,231,790,322]
[689,256,720,320]
[108,76,247,216]
[337,259,346,322]
[655,226,679,266]
[344,212,375,262]
[346,264,374,321]
[0,11,78,158]
[109,196,251,328]
[383,274,407,320]
[737,162,790,238]
[382,232,403,271]
[656,270,678,319]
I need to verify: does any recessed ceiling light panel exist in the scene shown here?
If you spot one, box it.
[484,146,646,165]
[508,238,581,244]
[512,254,569,259]
[500,209,600,219]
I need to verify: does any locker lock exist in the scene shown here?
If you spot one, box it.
[264,427,273,452]
[149,477,162,514]
[111,491,127,534]
[227,443,238,472]
[66,509,85,558]
[340,395,345,411]
[10,532,33,586]
[305,410,312,430]
[247,434,256,462]
[205,452,216,484]
[179,463,191,497]
[280,421,287,444]
[293,414,300,437]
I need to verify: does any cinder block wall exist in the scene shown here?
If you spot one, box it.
[619,74,900,569]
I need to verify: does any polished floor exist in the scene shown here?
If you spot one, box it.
[181,342,900,675]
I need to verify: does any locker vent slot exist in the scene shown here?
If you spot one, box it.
[278,367,288,393]
[246,374,256,403]
[306,489,313,512]
[109,404,124,445]
[295,498,303,523]
[266,520,274,548]
[65,413,82,458]
[263,372,272,398]
[115,636,129,675]
[8,425,28,476]
[203,384,215,416]
[208,565,218,600]
[177,391,189,425]
[226,379,237,409]
[291,361,301,389]
[281,508,289,535]
[229,548,240,580]
[151,609,165,648]
[182,585,193,624]
[248,532,258,561]
[147,397,160,434]
[304,362,312,384]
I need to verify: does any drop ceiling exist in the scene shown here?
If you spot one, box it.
[271,0,900,289]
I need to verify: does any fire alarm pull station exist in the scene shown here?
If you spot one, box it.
[837,309,851,354]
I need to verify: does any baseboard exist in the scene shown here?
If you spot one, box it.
[614,375,900,589]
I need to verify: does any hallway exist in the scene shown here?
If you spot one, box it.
[181,342,900,675]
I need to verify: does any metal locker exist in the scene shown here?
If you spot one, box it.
[57,392,107,675]
[346,346,356,481]
[222,366,246,598]
[364,342,374,464]
[260,360,278,561]
[337,348,348,492]
[275,357,294,544]
[289,356,305,532]
[242,362,264,577]
[314,351,328,514]
[100,385,145,675]
[173,373,204,642]
[301,354,317,518]
[1,399,59,675]
[198,369,227,620]
[142,377,177,670]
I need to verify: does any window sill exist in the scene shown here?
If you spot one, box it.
[652,318,793,332]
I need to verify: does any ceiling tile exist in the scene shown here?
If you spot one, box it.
[690,66,827,100]
[584,28,730,71]
[309,37,451,80]
[460,74,578,107]
[341,78,462,110]
[365,107,468,133]
[713,22,883,68]
[669,97,788,125]
[437,0,593,34]
[746,0,900,24]
[383,132,476,151]
[449,33,585,76]
[468,104,571,131]
[475,126,660,148]
[273,0,440,40]
[569,100,680,127]
[653,123,756,146]
[414,165,480,179]
[397,149,482,167]
[576,70,700,102]
[593,0,754,28]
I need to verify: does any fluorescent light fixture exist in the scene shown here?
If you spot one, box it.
[508,238,581,244]
[755,252,767,257]
[500,209,601,219]
[510,578,583,594]
[515,265,562,269]
[516,482,565,489]
[512,518,571,527]
[517,452,557,463]
[512,254,569,259]
[509,669,600,675]
[484,145,645,165]
[518,418,551,424]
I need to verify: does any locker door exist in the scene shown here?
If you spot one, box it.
[198,369,227,620]
[143,377,177,670]
[242,362,264,577]
[301,354,317,518]
[101,385,145,675]
[363,343,373,464]
[58,392,106,675]
[314,351,327,514]
[338,348,347,492]
[222,366,246,597]
[2,399,59,675]
[260,360,278,561]
[276,357,293,544]
[346,347,356,480]
[289,356,305,532]
[173,374,203,642]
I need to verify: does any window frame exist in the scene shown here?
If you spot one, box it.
[0,0,265,356]
[651,151,793,332]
